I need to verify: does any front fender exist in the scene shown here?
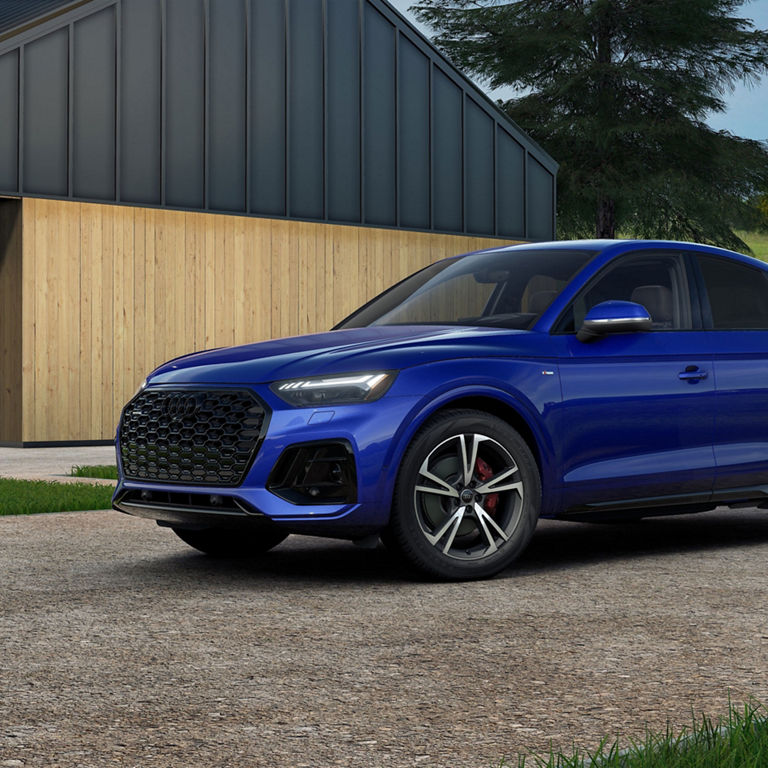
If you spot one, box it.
[376,359,562,519]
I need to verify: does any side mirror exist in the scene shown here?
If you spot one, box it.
[577,300,652,343]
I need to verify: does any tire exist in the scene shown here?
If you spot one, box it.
[172,526,289,557]
[388,409,540,580]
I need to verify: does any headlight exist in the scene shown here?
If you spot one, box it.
[271,372,396,407]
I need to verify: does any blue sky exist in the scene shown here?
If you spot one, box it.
[389,0,768,142]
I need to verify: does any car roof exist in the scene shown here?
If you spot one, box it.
[467,238,767,272]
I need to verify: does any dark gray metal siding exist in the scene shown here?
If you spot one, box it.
[289,0,324,220]
[73,6,115,200]
[209,0,246,213]
[0,48,17,189]
[0,0,77,36]
[120,0,161,205]
[327,0,360,223]
[0,0,557,240]
[398,36,429,230]
[23,28,69,196]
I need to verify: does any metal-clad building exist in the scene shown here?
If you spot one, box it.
[0,0,558,445]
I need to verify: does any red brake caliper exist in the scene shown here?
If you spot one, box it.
[475,457,499,514]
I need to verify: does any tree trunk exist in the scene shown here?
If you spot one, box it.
[596,197,616,238]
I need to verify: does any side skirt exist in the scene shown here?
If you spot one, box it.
[556,484,768,522]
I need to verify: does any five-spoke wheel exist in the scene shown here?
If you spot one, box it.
[388,409,540,579]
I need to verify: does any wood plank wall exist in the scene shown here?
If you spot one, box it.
[0,198,22,444]
[15,198,515,442]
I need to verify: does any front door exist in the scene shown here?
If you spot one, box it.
[550,251,717,511]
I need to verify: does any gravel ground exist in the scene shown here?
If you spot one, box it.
[0,447,117,485]
[2,508,768,768]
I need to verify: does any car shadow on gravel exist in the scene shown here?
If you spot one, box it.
[132,536,413,586]
[514,507,768,576]
[125,508,768,584]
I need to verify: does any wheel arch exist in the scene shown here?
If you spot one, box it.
[427,395,543,475]
[379,386,558,520]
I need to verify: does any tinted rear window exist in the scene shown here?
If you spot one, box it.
[698,256,768,330]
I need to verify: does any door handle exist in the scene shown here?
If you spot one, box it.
[678,367,708,382]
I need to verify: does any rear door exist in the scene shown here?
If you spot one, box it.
[693,254,768,494]
[551,250,718,511]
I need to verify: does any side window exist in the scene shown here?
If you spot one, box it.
[697,256,768,330]
[556,252,692,333]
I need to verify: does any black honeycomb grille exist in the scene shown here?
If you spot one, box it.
[119,388,268,486]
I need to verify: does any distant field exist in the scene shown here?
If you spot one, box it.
[737,230,768,261]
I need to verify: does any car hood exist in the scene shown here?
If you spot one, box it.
[147,325,548,385]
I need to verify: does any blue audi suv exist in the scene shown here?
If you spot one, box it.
[113,240,768,579]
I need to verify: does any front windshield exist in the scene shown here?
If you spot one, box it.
[337,248,595,330]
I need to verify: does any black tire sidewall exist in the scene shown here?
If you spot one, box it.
[390,410,540,580]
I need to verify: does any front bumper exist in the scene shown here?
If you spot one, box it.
[113,387,421,537]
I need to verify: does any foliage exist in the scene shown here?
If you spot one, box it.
[753,192,768,228]
[70,464,119,480]
[505,701,768,767]
[738,229,768,260]
[412,0,768,248]
[0,478,114,515]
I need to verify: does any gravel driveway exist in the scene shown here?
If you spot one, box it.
[2,508,768,767]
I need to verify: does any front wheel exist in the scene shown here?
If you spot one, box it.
[388,410,540,580]
[172,527,289,557]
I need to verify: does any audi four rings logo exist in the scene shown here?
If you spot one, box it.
[163,394,201,419]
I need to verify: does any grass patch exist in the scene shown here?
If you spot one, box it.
[69,464,118,480]
[507,702,768,767]
[0,477,114,516]
[737,230,768,261]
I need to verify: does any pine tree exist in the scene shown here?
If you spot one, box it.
[413,0,768,249]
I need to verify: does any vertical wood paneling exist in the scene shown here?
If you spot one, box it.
[0,199,22,443]
[232,214,248,345]
[78,203,95,438]
[12,199,513,442]
[20,199,35,442]
[64,197,80,439]
[31,199,50,436]
[132,206,148,416]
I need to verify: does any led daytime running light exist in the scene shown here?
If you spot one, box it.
[272,372,395,406]
[278,373,387,392]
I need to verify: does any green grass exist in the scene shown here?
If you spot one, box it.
[0,477,114,516]
[506,702,768,768]
[69,464,119,480]
[737,230,768,261]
